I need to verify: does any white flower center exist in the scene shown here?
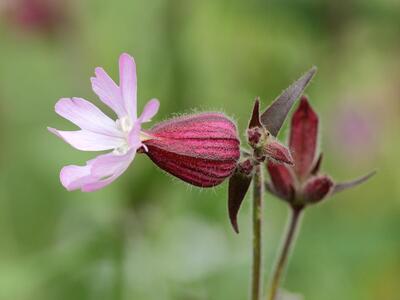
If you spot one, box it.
[113,116,153,156]
[114,116,134,155]
[113,143,130,155]
[116,116,133,133]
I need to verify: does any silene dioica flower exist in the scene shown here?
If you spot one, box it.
[49,57,376,300]
[49,53,242,191]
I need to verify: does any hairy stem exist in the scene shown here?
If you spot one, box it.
[251,164,264,300]
[267,206,303,300]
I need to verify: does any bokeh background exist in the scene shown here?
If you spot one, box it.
[0,0,399,299]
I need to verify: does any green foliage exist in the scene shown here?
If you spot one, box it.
[0,0,399,299]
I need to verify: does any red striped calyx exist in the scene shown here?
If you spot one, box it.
[142,113,240,187]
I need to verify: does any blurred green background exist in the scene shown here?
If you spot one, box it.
[0,0,399,299]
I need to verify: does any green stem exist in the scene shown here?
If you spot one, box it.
[251,164,263,300]
[267,206,303,300]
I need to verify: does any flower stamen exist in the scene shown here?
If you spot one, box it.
[116,116,133,133]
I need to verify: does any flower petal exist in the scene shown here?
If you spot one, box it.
[302,175,333,203]
[266,161,295,201]
[128,121,142,148]
[48,128,125,151]
[91,67,126,118]
[55,97,122,137]
[82,151,135,192]
[90,151,135,178]
[119,53,137,120]
[59,151,135,192]
[289,96,319,179]
[81,176,120,192]
[60,165,93,191]
[139,98,160,122]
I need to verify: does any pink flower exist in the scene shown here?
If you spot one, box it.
[49,53,160,192]
[266,96,375,207]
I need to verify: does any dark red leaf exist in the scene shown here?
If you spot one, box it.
[228,171,252,233]
[248,97,262,129]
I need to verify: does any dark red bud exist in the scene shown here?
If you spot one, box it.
[265,140,294,165]
[267,161,295,201]
[143,113,240,187]
[302,175,334,203]
[247,127,263,147]
[289,96,319,179]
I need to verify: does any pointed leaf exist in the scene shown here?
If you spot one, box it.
[332,170,376,195]
[228,171,252,233]
[311,153,323,175]
[260,66,317,136]
[248,97,262,129]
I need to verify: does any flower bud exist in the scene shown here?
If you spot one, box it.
[265,140,294,165]
[302,175,333,203]
[247,126,264,148]
[265,96,375,210]
[267,161,295,202]
[142,113,240,187]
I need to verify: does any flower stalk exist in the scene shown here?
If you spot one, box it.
[251,164,264,300]
[247,99,294,300]
[267,206,303,300]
